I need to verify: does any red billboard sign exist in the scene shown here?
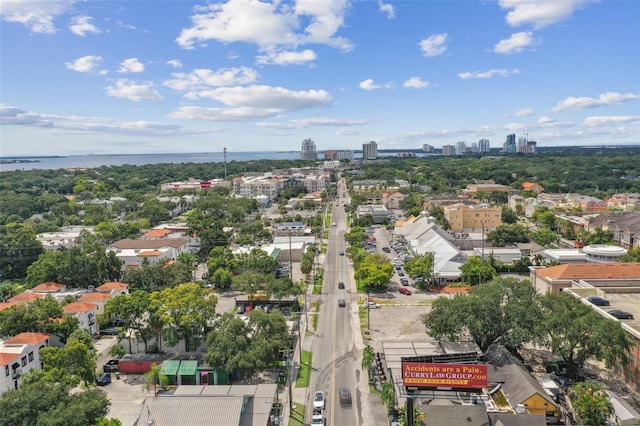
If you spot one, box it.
[200,181,211,189]
[402,362,488,389]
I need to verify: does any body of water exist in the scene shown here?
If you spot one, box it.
[0,151,303,171]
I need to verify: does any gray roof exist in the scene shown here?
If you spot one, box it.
[419,401,489,426]
[484,345,557,409]
[135,395,244,426]
[488,412,547,426]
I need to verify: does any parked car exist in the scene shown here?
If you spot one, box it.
[395,265,402,270]
[400,278,409,286]
[103,360,120,373]
[338,282,345,289]
[398,270,405,276]
[95,372,112,386]
[339,387,352,406]
[108,318,125,327]
[587,296,610,306]
[99,328,120,336]
[237,305,246,314]
[313,391,326,409]
[608,309,634,319]
[382,247,391,253]
[338,299,346,307]
[362,301,380,309]
[398,287,412,295]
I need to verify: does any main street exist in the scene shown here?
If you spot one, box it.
[305,177,360,425]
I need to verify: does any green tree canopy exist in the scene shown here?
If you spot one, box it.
[150,282,217,352]
[459,256,497,286]
[485,224,530,246]
[0,222,44,280]
[39,329,97,387]
[355,253,394,293]
[569,382,614,426]
[424,278,542,354]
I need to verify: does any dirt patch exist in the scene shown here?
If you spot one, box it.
[428,286,469,294]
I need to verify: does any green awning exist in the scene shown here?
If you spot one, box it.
[178,360,198,376]
[160,360,180,376]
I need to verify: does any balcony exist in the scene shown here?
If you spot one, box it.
[12,368,22,379]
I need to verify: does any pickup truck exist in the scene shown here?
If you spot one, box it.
[103,359,120,373]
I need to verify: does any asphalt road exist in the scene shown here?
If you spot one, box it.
[307,178,360,426]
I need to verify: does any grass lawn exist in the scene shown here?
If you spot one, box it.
[288,403,306,426]
[295,350,312,388]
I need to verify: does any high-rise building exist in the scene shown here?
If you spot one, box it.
[442,144,456,156]
[300,138,317,161]
[478,139,490,153]
[422,144,435,153]
[455,141,467,155]
[503,134,516,153]
[362,141,378,160]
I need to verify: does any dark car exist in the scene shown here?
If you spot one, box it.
[338,282,345,289]
[237,305,246,314]
[400,278,409,286]
[108,318,125,327]
[338,299,346,307]
[382,247,391,253]
[96,372,112,386]
[587,296,610,306]
[99,328,120,336]
[398,287,412,295]
[608,309,634,320]
[103,360,120,373]
[339,251,345,256]
[339,387,352,406]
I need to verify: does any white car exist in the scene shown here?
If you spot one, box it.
[362,301,380,309]
[313,391,326,409]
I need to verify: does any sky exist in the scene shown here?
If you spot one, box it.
[1,0,639,156]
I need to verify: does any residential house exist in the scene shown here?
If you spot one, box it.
[0,303,16,311]
[29,282,65,294]
[143,223,200,253]
[485,344,561,424]
[108,238,190,270]
[462,182,510,199]
[95,282,129,296]
[62,302,98,335]
[77,292,112,315]
[383,192,406,210]
[8,293,44,304]
[606,213,640,250]
[607,193,640,212]
[522,182,544,194]
[36,226,95,251]
[0,332,50,396]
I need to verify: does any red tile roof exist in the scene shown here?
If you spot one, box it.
[62,302,98,313]
[143,229,172,238]
[6,332,49,345]
[137,250,163,257]
[96,282,128,292]
[0,302,16,311]
[78,292,111,302]
[30,282,64,293]
[8,293,45,303]
[537,262,640,280]
[0,352,21,366]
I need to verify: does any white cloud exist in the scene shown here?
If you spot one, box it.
[499,0,593,29]
[258,117,369,129]
[458,68,521,79]
[0,0,73,34]
[511,108,536,117]
[69,15,100,36]
[403,77,432,89]
[169,106,280,121]
[188,85,332,110]
[552,92,640,112]
[166,59,183,69]
[105,79,164,102]
[256,49,317,65]
[359,79,394,91]
[582,115,640,127]
[65,55,103,73]
[118,58,145,74]
[176,0,352,52]
[336,128,363,136]
[379,1,395,19]
[494,32,537,54]
[538,116,555,124]
[419,33,448,57]
[163,67,258,91]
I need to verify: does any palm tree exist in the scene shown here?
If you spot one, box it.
[361,344,375,373]
[143,364,167,396]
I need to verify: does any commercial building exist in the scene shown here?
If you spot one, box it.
[443,203,502,232]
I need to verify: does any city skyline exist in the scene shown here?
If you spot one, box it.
[1,0,639,157]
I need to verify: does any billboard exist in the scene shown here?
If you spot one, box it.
[402,362,488,390]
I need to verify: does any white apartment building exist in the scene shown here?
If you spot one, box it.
[108,238,190,270]
[63,302,98,335]
[36,226,95,251]
[0,332,50,396]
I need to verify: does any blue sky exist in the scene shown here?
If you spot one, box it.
[1,0,639,156]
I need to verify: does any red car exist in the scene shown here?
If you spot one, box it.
[398,287,412,295]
